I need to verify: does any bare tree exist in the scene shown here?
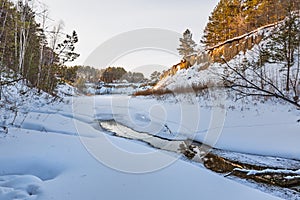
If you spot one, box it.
[37,6,48,89]
[44,21,64,90]
[221,57,300,108]
[16,0,31,75]
[0,0,8,100]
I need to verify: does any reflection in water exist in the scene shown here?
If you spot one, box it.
[100,120,184,154]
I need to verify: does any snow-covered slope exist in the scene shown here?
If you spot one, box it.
[154,63,223,91]
[55,83,78,97]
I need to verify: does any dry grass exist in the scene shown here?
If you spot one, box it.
[133,84,211,96]
[134,88,172,96]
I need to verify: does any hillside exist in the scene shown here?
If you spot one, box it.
[152,10,300,109]
[154,22,274,92]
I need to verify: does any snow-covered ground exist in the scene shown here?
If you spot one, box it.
[55,83,78,97]
[92,94,300,160]
[1,87,299,199]
[83,82,152,95]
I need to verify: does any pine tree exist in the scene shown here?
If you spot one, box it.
[56,31,80,64]
[177,29,197,58]
[150,71,161,83]
[202,0,295,48]
[203,0,227,46]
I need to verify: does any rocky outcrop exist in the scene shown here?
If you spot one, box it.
[206,22,280,62]
[208,34,264,62]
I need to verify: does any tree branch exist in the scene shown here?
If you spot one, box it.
[222,58,300,108]
[0,78,24,86]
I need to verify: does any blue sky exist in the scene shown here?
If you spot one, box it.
[40,0,219,74]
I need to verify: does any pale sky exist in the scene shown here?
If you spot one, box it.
[39,0,219,76]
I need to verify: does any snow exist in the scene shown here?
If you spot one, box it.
[214,149,300,170]
[93,83,152,95]
[154,64,222,91]
[213,103,300,160]
[1,10,299,199]
[89,95,300,161]
[0,175,43,200]
[0,92,285,199]
[0,73,298,199]
[235,168,300,176]
[150,17,300,161]
[285,176,300,180]
[55,83,78,97]
[1,123,282,199]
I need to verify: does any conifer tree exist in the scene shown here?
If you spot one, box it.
[202,0,296,47]
[177,29,197,58]
[203,0,227,46]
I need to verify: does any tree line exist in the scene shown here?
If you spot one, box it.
[73,65,153,85]
[0,0,79,96]
[100,67,145,83]
[203,0,299,47]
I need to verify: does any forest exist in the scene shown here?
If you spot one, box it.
[203,0,299,47]
[0,0,79,94]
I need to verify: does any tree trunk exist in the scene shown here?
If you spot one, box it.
[287,58,291,92]
[37,9,48,89]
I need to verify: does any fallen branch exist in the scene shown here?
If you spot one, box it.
[0,78,24,86]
